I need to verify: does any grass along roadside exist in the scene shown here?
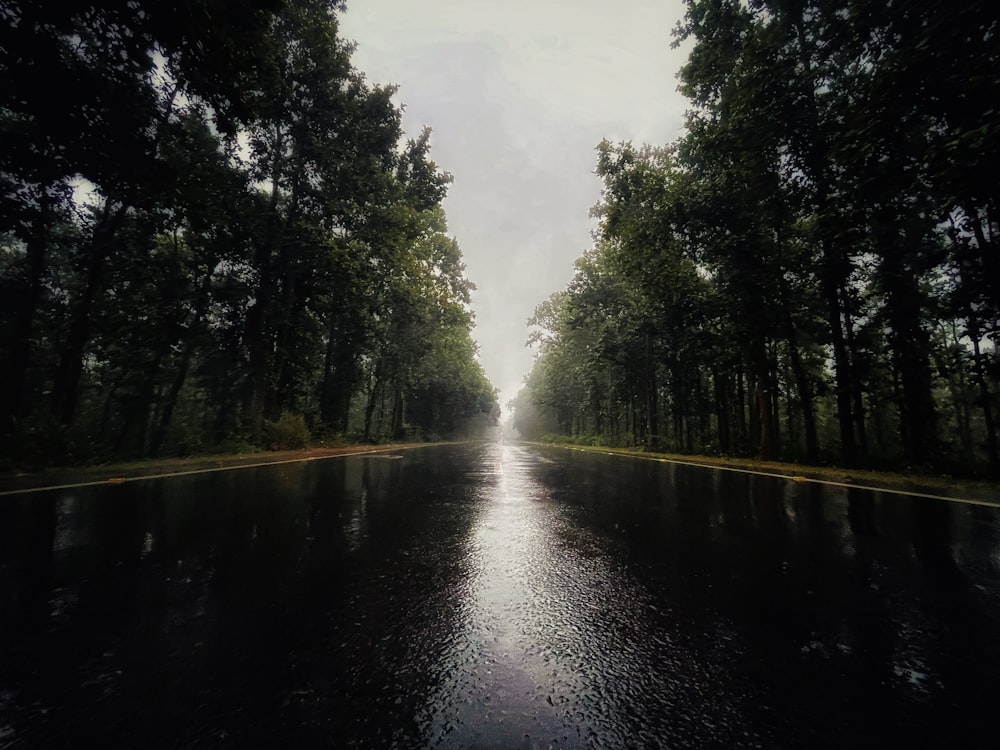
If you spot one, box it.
[526,440,1000,506]
[0,442,449,496]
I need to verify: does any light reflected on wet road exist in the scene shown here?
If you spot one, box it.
[420,445,756,748]
[1,442,999,748]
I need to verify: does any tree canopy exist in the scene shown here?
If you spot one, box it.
[513,0,998,476]
[0,0,498,464]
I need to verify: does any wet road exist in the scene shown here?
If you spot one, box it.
[2,442,1000,748]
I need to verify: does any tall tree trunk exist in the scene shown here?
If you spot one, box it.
[778,274,819,462]
[966,308,998,470]
[591,380,603,436]
[878,231,939,467]
[320,318,362,433]
[51,201,126,425]
[937,323,974,465]
[149,270,213,457]
[363,358,384,442]
[822,256,857,465]
[754,342,776,461]
[1,190,51,447]
[772,378,782,456]
[391,380,404,440]
[842,298,870,462]
[115,349,166,457]
[967,203,1000,314]
[629,390,637,447]
[247,125,285,442]
[149,341,194,457]
[735,364,748,452]
[645,329,659,449]
[49,86,179,430]
[789,11,856,465]
[714,371,731,453]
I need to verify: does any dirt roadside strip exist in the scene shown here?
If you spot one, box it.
[529,441,1000,508]
[0,442,448,497]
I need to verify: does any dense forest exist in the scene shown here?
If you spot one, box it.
[0,0,498,466]
[513,0,998,475]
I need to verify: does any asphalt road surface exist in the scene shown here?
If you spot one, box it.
[2,442,999,747]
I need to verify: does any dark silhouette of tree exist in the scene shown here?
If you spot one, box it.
[0,0,497,465]
[514,0,998,476]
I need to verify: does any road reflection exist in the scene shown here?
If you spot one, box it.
[527,446,1000,748]
[418,444,760,748]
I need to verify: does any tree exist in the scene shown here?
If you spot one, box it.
[513,0,998,475]
[0,0,498,465]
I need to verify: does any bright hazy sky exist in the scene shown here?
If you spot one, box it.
[339,0,692,413]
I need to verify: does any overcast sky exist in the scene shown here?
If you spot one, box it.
[339,0,692,414]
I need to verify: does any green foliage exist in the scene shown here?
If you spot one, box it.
[264,412,312,451]
[513,0,999,476]
[6,414,73,470]
[0,0,497,466]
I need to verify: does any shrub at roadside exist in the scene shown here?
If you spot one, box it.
[264,412,311,451]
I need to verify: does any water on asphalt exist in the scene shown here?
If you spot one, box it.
[1,442,999,747]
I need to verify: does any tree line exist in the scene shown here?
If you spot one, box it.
[0,0,498,466]
[512,0,998,475]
